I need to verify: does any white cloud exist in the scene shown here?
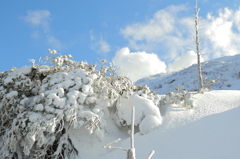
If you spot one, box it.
[98,38,111,53]
[112,47,166,82]
[120,5,240,76]
[121,5,192,60]
[90,32,111,54]
[121,5,185,41]
[24,10,51,31]
[167,50,204,72]
[23,10,67,50]
[206,7,240,57]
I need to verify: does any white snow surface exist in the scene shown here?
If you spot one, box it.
[68,55,240,159]
[136,54,240,94]
[97,90,240,159]
[32,90,239,159]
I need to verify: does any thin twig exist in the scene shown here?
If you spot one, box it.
[147,150,155,159]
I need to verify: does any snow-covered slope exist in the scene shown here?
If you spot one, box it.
[99,90,240,159]
[42,90,240,159]
[136,54,240,94]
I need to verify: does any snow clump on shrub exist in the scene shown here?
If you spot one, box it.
[160,90,194,108]
[0,49,162,158]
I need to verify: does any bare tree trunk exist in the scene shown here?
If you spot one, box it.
[127,106,136,159]
[104,105,154,159]
[195,0,204,92]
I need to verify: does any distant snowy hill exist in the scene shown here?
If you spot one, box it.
[136,54,240,94]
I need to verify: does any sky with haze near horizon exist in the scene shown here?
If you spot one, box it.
[1,0,240,81]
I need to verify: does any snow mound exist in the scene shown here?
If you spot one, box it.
[139,115,162,135]
[115,93,162,134]
[99,90,240,159]
[161,90,240,129]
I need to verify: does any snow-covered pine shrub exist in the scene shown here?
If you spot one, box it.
[0,49,162,158]
[160,89,194,108]
[202,79,216,92]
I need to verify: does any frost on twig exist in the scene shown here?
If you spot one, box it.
[161,90,195,108]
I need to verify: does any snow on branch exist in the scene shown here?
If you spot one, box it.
[0,49,161,158]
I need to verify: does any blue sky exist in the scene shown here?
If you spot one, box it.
[1,0,240,81]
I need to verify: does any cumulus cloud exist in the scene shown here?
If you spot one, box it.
[167,50,204,72]
[120,5,240,77]
[112,47,166,82]
[24,10,51,31]
[90,32,111,54]
[121,5,187,41]
[206,7,240,57]
[121,5,192,60]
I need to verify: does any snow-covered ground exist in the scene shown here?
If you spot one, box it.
[77,90,240,159]
[1,53,240,159]
[73,54,240,159]
[136,54,240,94]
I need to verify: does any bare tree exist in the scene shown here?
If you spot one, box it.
[189,0,215,92]
[194,0,204,92]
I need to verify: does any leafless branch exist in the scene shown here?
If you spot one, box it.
[147,150,155,159]
[201,50,216,55]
